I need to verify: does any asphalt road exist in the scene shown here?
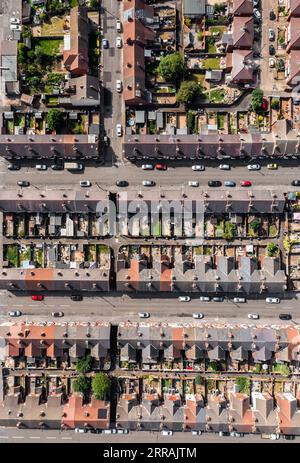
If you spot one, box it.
[1,291,300,324]
[0,427,293,443]
[1,158,300,191]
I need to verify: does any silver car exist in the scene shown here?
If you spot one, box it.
[247,164,260,170]
[193,313,204,319]
[116,124,122,137]
[192,165,205,171]
[142,164,154,170]
[219,164,230,170]
[188,181,199,187]
[142,180,155,186]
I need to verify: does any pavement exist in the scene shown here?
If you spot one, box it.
[0,427,294,443]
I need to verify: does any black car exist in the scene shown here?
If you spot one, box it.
[17,180,30,187]
[292,180,300,186]
[208,180,222,187]
[51,164,64,170]
[213,296,224,302]
[71,294,83,302]
[7,164,20,171]
[116,180,128,187]
[270,10,276,20]
[279,314,292,321]
[284,435,295,440]
[269,44,276,55]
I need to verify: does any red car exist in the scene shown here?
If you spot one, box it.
[262,99,268,110]
[155,163,167,171]
[240,180,252,187]
[31,295,44,301]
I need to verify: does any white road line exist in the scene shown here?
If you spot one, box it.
[46,437,57,439]
[29,436,40,439]
[12,436,24,439]
[0,436,8,439]
[61,437,72,440]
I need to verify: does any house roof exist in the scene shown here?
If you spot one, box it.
[183,0,206,17]
[232,0,253,16]
[62,394,110,429]
[230,50,254,82]
[232,16,254,48]
[63,6,89,75]
[287,16,300,51]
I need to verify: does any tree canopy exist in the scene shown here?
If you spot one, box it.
[46,109,64,132]
[92,373,111,400]
[157,52,185,81]
[251,88,264,112]
[176,80,201,104]
[72,375,90,394]
[76,355,94,374]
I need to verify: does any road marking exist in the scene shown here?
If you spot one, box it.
[0,436,8,439]
[12,436,24,439]
[30,436,40,439]
[60,305,70,308]
[46,437,57,440]
[61,437,72,440]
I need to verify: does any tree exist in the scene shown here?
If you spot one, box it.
[157,52,185,81]
[92,373,111,400]
[72,375,90,394]
[176,81,201,104]
[46,109,64,132]
[251,88,264,112]
[267,242,279,257]
[76,355,93,374]
[223,222,236,240]
[195,375,205,386]
[236,377,250,394]
[250,218,260,232]
[271,98,280,110]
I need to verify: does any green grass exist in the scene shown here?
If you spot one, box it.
[33,38,62,55]
[153,221,162,237]
[217,113,225,129]
[34,249,44,267]
[210,88,225,103]
[269,224,278,237]
[202,58,220,70]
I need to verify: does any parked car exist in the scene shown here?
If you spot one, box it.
[178,296,191,302]
[116,180,128,187]
[192,165,205,171]
[142,180,155,187]
[51,312,64,317]
[269,44,276,55]
[155,163,167,170]
[117,429,129,434]
[51,164,64,170]
[188,181,199,187]
[248,313,259,320]
[279,314,292,320]
[116,37,122,48]
[224,180,236,187]
[104,429,117,434]
[7,311,21,317]
[268,28,275,41]
[283,435,295,440]
[270,10,276,20]
[208,180,222,187]
[266,297,280,304]
[116,20,122,32]
[139,312,150,318]
[240,180,251,187]
[247,164,260,170]
[10,24,21,31]
[79,180,91,187]
[75,428,86,433]
[161,430,173,436]
[116,80,122,93]
[254,9,261,20]
[116,124,122,137]
[292,180,300,186]
[233,297,246,303]
[10,17,20,24]
[219,164,230,170]
[267,163,278,169]
[199,296,210,302]
[7,164,20,170]
[193,313,204,319]
[102,38,109,48]
[17,180,30,187]
[213,296,224,302]
[269,58,276,68]
[142,164,154,170]
[31,295,44,301]
[36,164,47,171]
[70,294,83,301]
